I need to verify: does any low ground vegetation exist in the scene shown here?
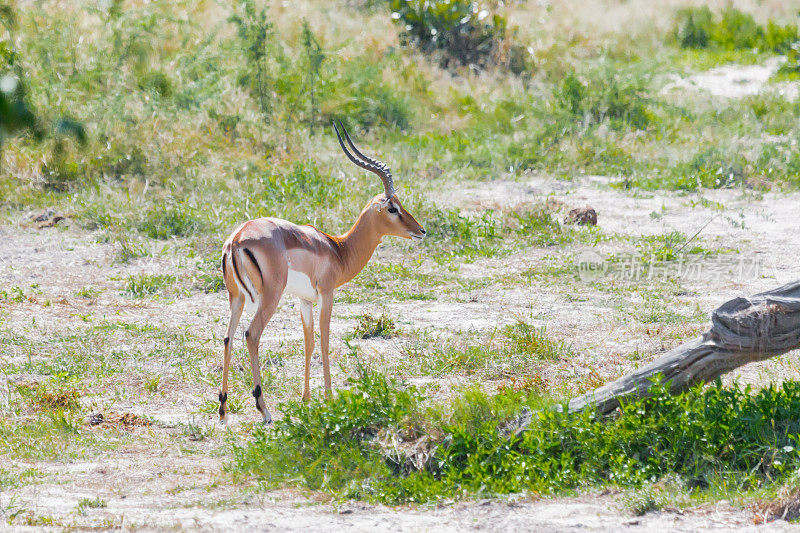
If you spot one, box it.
[232,372,800,506]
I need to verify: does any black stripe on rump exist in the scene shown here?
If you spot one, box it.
[242,248,263,282]
[231,250,254,302]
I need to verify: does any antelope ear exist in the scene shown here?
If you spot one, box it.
[376,197,391,211]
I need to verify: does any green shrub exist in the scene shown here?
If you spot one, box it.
[501,321,569,360]
[423,207,501,258]
[673,6,714,49]
[553,69,654,130]
[137,69,173,97]
[713,8,763,51]
[229,0,279,119]
[390,0,512,70]
[671,147,745,190]
[509,203,571,246]
[673,7,798,54]
[765,21,800,54]
[231,371,421,492]
[231,374,800,504]
[322,62,412,131]
[776,43,800,79]
[745,94,800,135]
[300,20,324,134]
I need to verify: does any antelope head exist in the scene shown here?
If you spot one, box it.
[333,120,426,241]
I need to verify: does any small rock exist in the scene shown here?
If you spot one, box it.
[37,214,65,229]
[88,413,104,426]
[32,209,55,223]
[27,209,68,229]
[564,206,597,226]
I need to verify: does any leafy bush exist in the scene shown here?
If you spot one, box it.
[231,371,421,492]
[671,147,745,190]
[673,6,714,49]
[300,20,324,134]
[229,0,279,119]
[232,374,800,504]
[776,43,800,79]
[673,7,798,54]
[321,62,413,131]
[137,69,173,97]
[390,0,526,72]
[745,94,800,135]
[765,21,800,55]
[554,69,654,130]
[423,207,501,258]
[508,203,571,246]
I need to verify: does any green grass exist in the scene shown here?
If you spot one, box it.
[231,371,800,505]
[400,321,570,378]
[76,497,107,512]
[74,286,102,299]
[122,273,176,298]
[0,410,105,461]
[0,467,40,491]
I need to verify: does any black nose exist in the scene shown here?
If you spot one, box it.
[421,228,426,234]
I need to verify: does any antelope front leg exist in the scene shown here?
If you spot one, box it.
[319,292,334,397]
[298,299,314,402]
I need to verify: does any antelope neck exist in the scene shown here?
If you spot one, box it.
[334,209,383,287]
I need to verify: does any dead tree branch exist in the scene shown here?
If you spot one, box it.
[568,279,800,416]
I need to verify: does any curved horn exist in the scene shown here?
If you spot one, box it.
[333,120,395,198]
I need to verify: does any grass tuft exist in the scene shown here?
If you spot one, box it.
[122,273,175,298]
[15,382,81,411]
[348,313,399,340]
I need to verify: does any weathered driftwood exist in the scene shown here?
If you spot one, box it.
[567,279,800,416]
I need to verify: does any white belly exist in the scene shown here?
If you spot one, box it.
[284,269,317,302]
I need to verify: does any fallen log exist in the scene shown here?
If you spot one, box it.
[568,279,800,416]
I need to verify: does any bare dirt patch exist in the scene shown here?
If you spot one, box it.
[663,57,799,99]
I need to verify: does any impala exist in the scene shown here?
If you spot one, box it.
[218,121,426,423]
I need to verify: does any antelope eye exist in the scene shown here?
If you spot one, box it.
[388,206,398,214]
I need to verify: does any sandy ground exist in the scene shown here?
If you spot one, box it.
[2,173,800,530]
[664,56,799,99]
